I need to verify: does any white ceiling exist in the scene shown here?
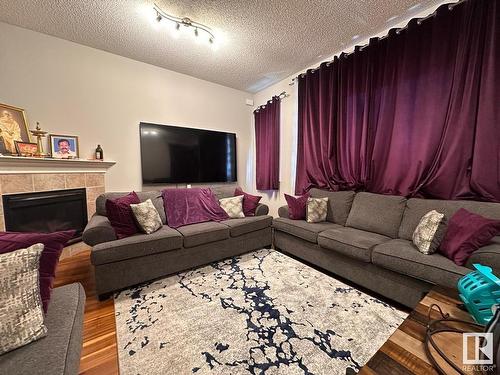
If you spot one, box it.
[0,0,444,93]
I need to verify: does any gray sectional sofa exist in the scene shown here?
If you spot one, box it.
[274,189,500,308]
[82,186,272,298]
[0,283,85,375]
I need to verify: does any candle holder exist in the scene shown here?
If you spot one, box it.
[30,122,48,157]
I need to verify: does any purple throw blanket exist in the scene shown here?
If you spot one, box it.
[162,188,229,228]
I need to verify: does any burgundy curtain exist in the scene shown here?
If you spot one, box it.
[255,96,280,190]
[296,0,500,202]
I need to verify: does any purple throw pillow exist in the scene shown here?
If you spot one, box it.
[234,188,262,216]
[106,192,141,239]
[162,188,229,229]
[284,193,309,220]
[0,230,75,313]
[439,208,500,266]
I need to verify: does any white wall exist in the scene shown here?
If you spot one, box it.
[252,0,452,216]
[0,22,253,192]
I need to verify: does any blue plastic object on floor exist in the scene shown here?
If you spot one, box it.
[458,264,500,325]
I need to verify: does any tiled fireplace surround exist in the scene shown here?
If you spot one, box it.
[0,172,105,231]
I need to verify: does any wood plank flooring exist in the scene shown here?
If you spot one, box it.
[54,242,119,374]
[359,287,482,375]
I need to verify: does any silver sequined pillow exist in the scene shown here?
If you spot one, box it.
[307,197,329,223]
[412,210,447,254]
[130,199,163,234]
[219,195,245,219]
[0,243,47,355]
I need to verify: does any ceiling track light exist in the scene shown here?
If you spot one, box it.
[153,4,215,44]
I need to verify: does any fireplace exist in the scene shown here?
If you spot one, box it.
[2,188,88,240]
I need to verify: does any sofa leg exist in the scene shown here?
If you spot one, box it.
[98,292,113,301]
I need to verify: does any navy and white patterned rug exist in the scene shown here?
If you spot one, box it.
[114,249,407,374]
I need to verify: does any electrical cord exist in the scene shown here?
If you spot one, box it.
[424,304,485,375]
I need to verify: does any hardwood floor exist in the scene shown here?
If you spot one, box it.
[359,287,481,375]
[54,242,119,374]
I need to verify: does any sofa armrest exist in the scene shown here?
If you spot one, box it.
[278,205,289,218]
[466,240,500,275]
[255,203,269,216]
[0,283,86,375]
[82,214,117,246]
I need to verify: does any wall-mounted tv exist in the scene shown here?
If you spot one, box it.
[140,122,237,184]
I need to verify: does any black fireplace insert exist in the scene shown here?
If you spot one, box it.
[3,188,87,240]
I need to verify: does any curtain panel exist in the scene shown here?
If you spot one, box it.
[296,0,499,202]
[255,96,280,190]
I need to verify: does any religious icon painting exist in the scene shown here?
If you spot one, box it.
[15,141,38,157]
[0,103,31,155]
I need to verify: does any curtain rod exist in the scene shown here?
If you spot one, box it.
[288,0,466,86]
[254,91,289,113]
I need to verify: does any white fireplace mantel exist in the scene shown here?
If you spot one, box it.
[0,156,116,174]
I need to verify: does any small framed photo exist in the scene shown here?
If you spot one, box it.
[0,103,31,155]
[49,134,79,159]
[15,141,38,156]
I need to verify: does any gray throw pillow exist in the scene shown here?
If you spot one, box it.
[130,199,163,234]
[307,197,329,223]
[412,210,447,254]
[0,244,47,355]
[219,195,245,219]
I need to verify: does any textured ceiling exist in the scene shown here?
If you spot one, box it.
[0,0,445,93]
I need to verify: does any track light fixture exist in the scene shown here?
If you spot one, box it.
[153,4,216,45]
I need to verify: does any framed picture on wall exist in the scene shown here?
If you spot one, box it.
[0,103,31,155]
[49,134,80,159]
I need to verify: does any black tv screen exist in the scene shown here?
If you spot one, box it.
[140,123,237,184]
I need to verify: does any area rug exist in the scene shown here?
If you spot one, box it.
[114,249,407,374]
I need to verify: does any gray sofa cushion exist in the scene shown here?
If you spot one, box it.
[222,216,273,237]
[346,192,407,238]
[466,237,500,275]
[176,222,230,248]
[318,227,391,262]
[91,225,182,265]
[137,191,166,224]
[372,239,469,288]
[0,283,85,375]
[211,184,238,199]
[272,217,341,243]
[93,228,272,296]
[96,191,166,224]
[309,189,356,225]
[82,214,117,246]
[399,198,500,240]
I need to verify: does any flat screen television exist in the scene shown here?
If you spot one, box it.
[140,122,237,184]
